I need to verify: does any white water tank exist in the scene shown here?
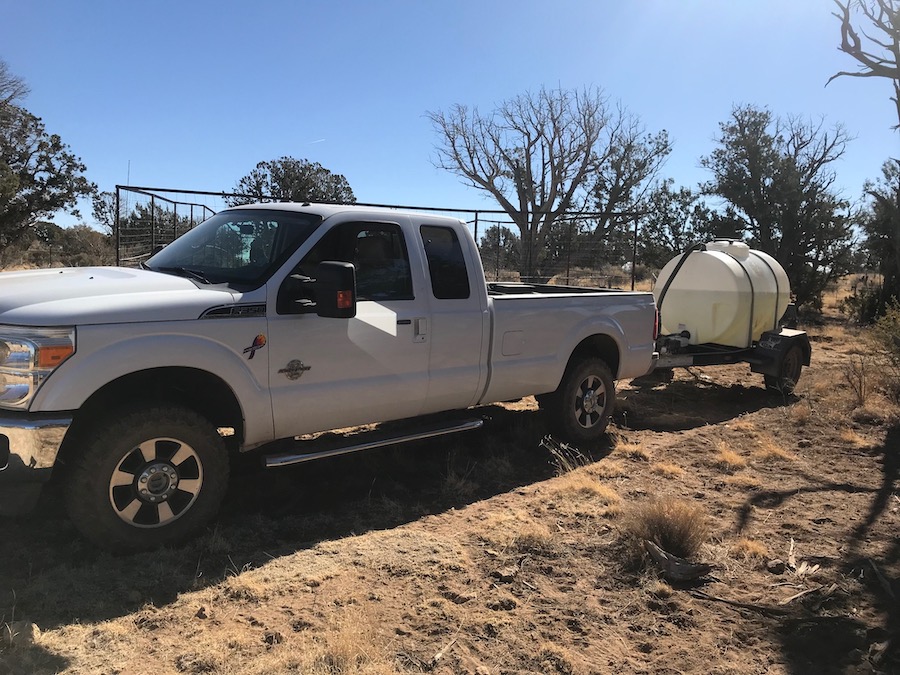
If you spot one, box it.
[653,241,791,349]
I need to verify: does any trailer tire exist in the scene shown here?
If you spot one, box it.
[765,344,804,395]
[64,404,229,552]
[547,357,615,445]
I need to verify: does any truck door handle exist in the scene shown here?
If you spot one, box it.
[413,317,427,343]
[396,319,412,325]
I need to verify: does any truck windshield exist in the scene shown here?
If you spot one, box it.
[145,209,322,288]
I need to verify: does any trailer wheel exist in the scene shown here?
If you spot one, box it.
[64,405,229,552]
[765,344,804,395]
[547,358,615,444]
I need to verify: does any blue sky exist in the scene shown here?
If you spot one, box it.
[3,0,898,227]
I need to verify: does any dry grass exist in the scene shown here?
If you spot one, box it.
[552,472,621,503]
[585,459,628,478]
[839,427,875,448]
[730,538,770,561]
[727,418,758,436]
[549,471,623,520]
[751,437,797,463]
[788,403,811,426]
[620,496,710,562]
[714,441,748,472]
[611,434,652,461]
[724,474,762,490]
[650,462,685,478]
[479,510,555,554]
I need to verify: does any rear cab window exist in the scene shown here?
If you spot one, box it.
[420,225,470,300]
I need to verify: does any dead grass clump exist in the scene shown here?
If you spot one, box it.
[644,579,674,599]
[714,442,747,472]
[550,473,622,519]
[850,395,898,425]
[650,462,685,478]
[611,434,651,461]
[306,607,393,675]
[752,437,797,463]
[621,496,710,562]
[221,576,268,603]
[727,418,758,436]
[552,472,621,502]
[541,437,593,475]
[586,459,628,478]
[730,538,770,560]
[538,641,579,674]
[788,403,811,426]
[512,521,556,554]
[839,427,875,448]
[480,511,555,554]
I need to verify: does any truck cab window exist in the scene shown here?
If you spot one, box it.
[420,225,470,299]
[352,228,413,301]
[277,222,413,314]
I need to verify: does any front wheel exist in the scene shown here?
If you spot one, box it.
[64,405,229,552]
[546,357,616,445]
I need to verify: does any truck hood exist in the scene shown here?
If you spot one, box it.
[0,267,244,326]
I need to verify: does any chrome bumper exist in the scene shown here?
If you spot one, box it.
[0,413,71,515]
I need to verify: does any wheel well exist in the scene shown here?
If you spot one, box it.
[57,368,244,468]
[568,334,620,378]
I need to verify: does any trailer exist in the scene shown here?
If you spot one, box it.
[649,240,811,393]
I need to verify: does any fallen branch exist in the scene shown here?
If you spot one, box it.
[690,590,790,617]
[869,559,896,600]
[644,540,713,583]
[778,585,824,606]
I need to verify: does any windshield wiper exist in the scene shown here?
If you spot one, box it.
[155,266,212,284]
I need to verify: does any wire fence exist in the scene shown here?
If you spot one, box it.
[114,186,647,289]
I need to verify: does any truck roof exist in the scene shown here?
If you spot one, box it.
[224,201,465,224]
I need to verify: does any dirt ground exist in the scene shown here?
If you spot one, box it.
[0,302,897,674]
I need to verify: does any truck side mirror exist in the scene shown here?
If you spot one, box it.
[315,261,357,319]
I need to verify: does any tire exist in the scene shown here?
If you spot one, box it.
[64,405,229,552]
[547,357,616,445]
[764,344,804,395]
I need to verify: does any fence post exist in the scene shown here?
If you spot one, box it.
[150,195,156,252]
[115,187,121,266]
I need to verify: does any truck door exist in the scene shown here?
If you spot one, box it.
[268,220,429,439]
[416,222,488,414]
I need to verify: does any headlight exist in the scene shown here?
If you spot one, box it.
[0,326,75,409]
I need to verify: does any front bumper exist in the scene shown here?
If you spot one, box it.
[0,412,71,515]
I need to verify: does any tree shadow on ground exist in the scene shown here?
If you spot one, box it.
[734,423,900,674]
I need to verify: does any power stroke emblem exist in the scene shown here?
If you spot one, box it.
[278,360,312,381]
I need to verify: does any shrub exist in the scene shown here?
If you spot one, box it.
[871,300,900,403]
[621,496,710,562]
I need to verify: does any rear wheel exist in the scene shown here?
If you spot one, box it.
[64,405,229,552]
[547,358,615,445]
[764,344,804,394]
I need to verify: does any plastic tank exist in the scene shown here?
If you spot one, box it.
[653,240,791,348]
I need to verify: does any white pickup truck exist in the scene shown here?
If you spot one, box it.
[0,203,657,550]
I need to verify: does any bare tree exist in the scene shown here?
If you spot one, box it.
[429,87,619,279]
[586,111,671,254]
[0,59,29,109]
[828,0,900,129]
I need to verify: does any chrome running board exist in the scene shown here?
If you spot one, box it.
[264,418,484,468]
